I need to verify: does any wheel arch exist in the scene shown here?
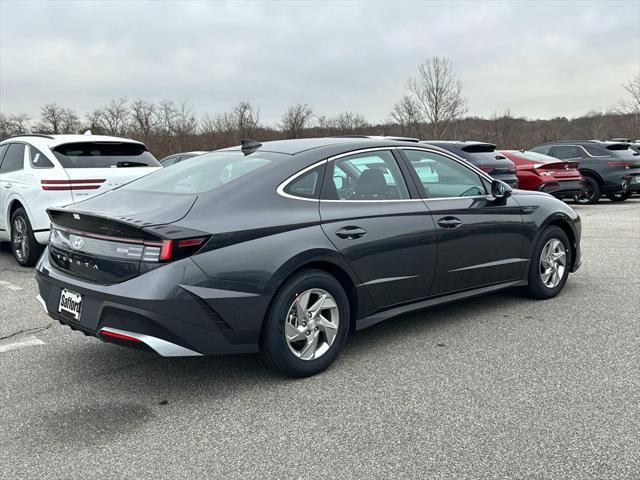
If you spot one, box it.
[6,197,28,231]
[537,215,578,271]
[262,251,364,338]
[579,169,604,185]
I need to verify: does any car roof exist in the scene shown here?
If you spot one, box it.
[534,140,627,147]
[220,137,432,156]
[1,134,144,148]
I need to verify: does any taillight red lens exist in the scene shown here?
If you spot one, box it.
[177,238,206,248]
[159,240,174,261]
[607,161,631,168]
[100,330,141,343]
[41,179,106,191]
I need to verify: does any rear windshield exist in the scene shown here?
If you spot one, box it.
[52,142,159,168]
[123,151,273,194]
[518,151,562,164]
[460,144,496,153]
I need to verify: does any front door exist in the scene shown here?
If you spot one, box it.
[400,148,526,296]
[319,149,437,308]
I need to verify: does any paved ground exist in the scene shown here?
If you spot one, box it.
[0,198,639,479]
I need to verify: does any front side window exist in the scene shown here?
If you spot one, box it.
[404,149,487,198]
[550,145,583,160]
[29,145,55,168]
[0,144,25,173]
[322,150,409,200]
[124,151,272,194]
[52,142,160,168]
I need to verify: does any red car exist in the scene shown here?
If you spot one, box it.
[500,150,585,199]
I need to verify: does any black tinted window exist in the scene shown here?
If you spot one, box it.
[29,145,55,168]
[52,142,159,168]
[284,166,323,199]
[0,144,25,173]
[582,145,608,156]
[551,146,583,160]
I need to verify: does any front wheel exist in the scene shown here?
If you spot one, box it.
[607,189,632,202]
[11,208,44,267]
[573,176,600,204]
[261,269,350,377]
[526,226,572,299]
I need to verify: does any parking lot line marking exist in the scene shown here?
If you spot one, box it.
[0,280,23,291]
[0,336,45,353]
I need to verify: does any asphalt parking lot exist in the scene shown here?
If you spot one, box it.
[0,198,639,480]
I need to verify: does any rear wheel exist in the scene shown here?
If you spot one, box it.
[573,176,600,204]
[11,208,44,267]
[526,226,571,299]
[261,269,350,377]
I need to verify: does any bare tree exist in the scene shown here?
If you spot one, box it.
[281,103,314,138]
[37,103,80,134]
[99,98,130,136]
[392,57,467,139]
[157,99,180,135]
[611,72,640,138]
[0,113,30,139]
[130,99,157,137]
[233,101,260,139]
[389,95,424,137]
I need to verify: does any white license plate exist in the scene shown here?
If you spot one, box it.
[58,289,82,320]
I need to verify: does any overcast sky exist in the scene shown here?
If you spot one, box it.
[1,0,639,124]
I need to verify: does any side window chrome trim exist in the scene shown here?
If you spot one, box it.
[276,159,327,202]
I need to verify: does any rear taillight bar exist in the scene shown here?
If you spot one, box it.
[41,179,106,191]
[607,161,632,168]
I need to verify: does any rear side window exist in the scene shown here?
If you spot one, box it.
[322,151,409,200]
[29,145,55,168]
[283,165,324,199]
[582,145,608,156]
[550,146,583,160]
[0,144,25,173]
[124,151,272,194]
[52,142,160,168]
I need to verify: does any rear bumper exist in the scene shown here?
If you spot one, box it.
[537,179,585,198]
[35,249,266,356]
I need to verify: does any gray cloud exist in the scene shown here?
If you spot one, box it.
[1,0,638,124]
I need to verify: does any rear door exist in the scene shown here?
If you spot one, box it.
[400,147,525,296]
[319,148,437,308]
[51,141,161,202]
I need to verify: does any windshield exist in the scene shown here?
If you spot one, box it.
[123,151,273,194]
[52,142,160,168]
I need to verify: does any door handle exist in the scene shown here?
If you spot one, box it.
[437,217,463,229]
[335,226,367,240]
[4,183,12,189]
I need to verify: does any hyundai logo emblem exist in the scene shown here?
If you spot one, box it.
[71,236,84,250]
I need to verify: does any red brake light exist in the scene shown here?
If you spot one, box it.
[177,237,206,248]
[41,179,106,191]
[607,161,631,168]
[159,240,174,261]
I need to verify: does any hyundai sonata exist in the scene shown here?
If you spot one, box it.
[36,137,581,377]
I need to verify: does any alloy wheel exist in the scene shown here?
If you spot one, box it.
[574,183,594,204]
[539,239,566,289]
[284,288,340,361]
[12,216,28,262]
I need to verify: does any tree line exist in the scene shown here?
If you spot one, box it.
[1,58,638,159]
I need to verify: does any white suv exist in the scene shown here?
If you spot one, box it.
[0,134,161,266]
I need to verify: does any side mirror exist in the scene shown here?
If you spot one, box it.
[491,179,512,199]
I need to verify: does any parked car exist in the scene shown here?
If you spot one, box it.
[420,141,519,187]
[0,134,161,266]
[530,140,640,203]
[36,137,581,377]
[500,150,585,199]
[159,151,208,167]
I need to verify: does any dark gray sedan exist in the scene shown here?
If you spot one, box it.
[35,137,581,377]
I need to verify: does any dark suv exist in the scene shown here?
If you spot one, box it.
[421,141,519,187]
[530,141,640,203]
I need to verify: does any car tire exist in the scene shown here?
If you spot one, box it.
[10,208,44,267]
[606,189,632,202]
[526,226,572,300]
[573,176,600,204]
[261,269,350,377]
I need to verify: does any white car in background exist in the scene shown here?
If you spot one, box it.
[0,134,161,266]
